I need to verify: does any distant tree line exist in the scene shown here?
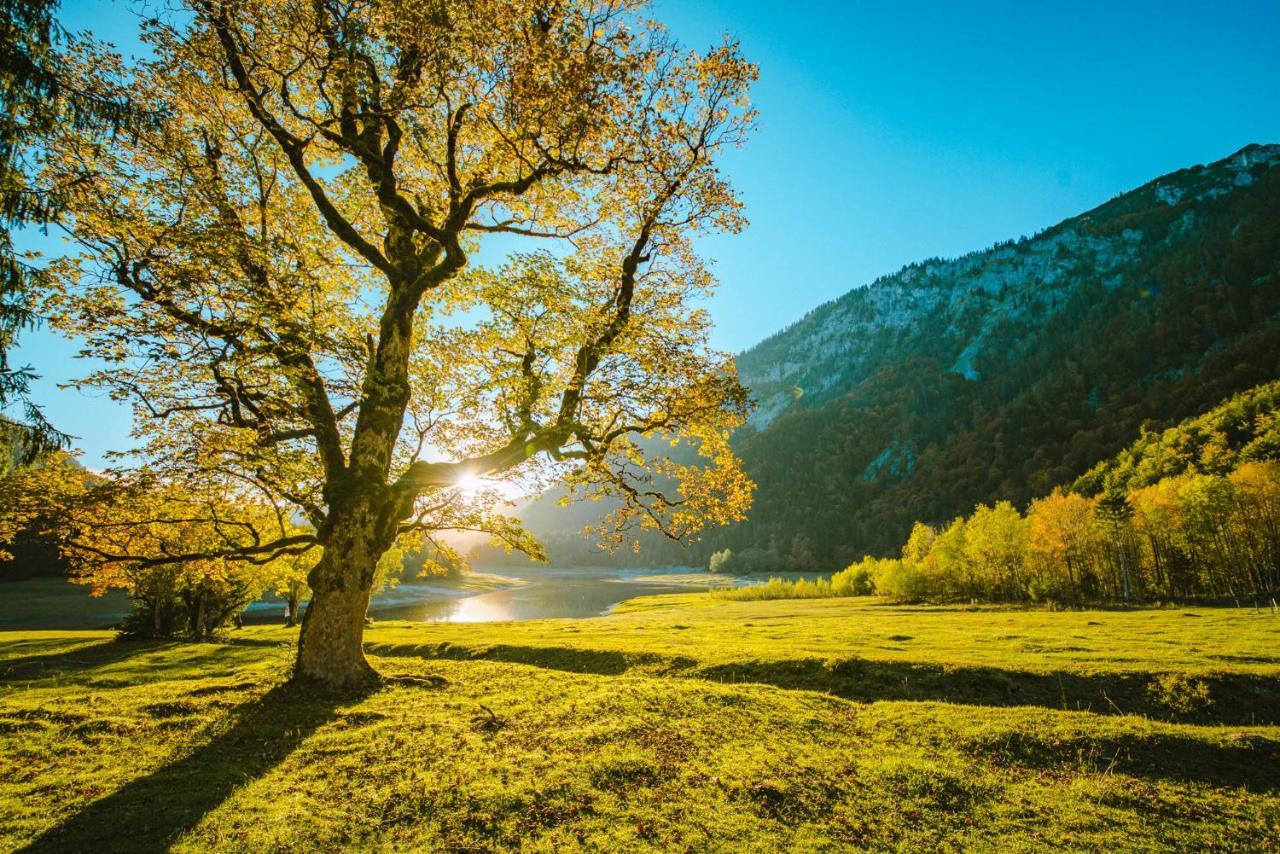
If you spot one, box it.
[725,458,1280,606]
[716,379,1280,604]
[872,459,1280,603]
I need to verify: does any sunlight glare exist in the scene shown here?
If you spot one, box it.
[454,473,485,495]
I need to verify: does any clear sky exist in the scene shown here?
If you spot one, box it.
[12,0,1280,467]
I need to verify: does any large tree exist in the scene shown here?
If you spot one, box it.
[38,0,757,687]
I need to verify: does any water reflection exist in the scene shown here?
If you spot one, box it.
[12,565,803,629]
[369,566,706,623]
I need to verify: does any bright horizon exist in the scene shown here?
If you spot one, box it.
[11,0,1280,468]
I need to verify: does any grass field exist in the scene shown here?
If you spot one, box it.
[2,596,1278,851]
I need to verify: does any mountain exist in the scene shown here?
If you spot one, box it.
[505,144,1280,569]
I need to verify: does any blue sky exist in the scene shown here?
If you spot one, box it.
[12,0,1280,466]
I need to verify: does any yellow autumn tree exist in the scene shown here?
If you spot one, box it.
[37,0,758,687]
[1026,489,1096,599]
[1225,461,1280,595]
[1129,476,1191,597]
[962,501,1029,600]
[261,543,316,629]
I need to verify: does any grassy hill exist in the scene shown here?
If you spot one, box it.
[3,598,1278,851]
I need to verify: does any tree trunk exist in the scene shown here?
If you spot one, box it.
[293,514,387,690]
[293,308,416,688]
[295,584,376,688]
[196,591,204,640]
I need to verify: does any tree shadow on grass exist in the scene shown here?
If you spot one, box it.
[371,640,697,676]
[368,640,1280,726]
[222,635,298,648]
[18,681,359,854]
[1,639,287,689]
[973,728,1280,792]
[0,639,173,683]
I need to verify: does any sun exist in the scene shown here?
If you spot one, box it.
[454,473,486,495]
[452,472,526,503]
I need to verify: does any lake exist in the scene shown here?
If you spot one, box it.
[2,566,796,629]
[368,568,711,622]
[254,565,717,624]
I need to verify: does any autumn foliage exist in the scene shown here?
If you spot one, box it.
[852,460,1280,603]
[1,0,759,683]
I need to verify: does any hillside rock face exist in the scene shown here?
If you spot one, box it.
[515,145,1280,568]
[738,144,1280,428]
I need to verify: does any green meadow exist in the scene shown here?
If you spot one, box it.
[3,596,1278,852]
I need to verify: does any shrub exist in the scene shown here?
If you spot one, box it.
[871,559,933,601]
[1147,673,1214,716]
[705,547,784,575]
[831,560,875,596]
[712,554,887,602]
[119,567,258,640]
[715,577,834,602]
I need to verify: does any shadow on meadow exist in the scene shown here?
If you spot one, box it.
[17,679,357,854]
[698,656,1280,726]
[369,639,1280,727]
[964,727,1280,792]
[0,639,174,683]
[368,640,1280,792]
[377,640,697,676]
[1,636,301,692]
